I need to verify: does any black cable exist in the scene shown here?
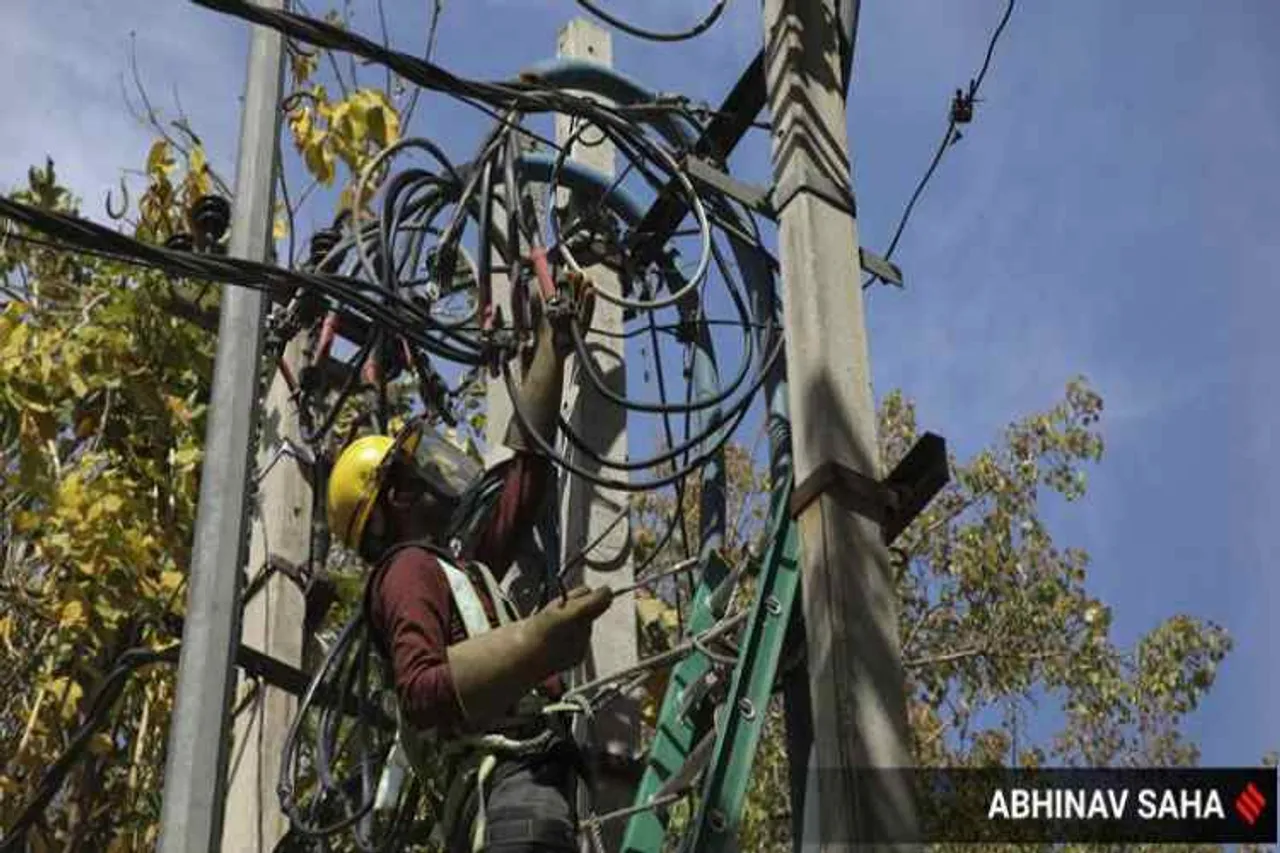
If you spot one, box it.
[972,0,1016,97]
[863,0,1017,290]
[278,611,380,837]
[0,646,182,853]
[502,353,759,493]
[572,0,729,42]
[861,120,956,292]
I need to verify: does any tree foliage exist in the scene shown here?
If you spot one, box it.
[630,382,1256,853]
[1,158,215,850]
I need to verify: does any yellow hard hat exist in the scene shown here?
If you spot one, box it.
[327,433,398,552]
[327,418,482,552]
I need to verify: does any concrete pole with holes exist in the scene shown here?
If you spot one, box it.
[553,17,639,851]
[221,332,311,853]
[761,0,918,849]
[157,3,289,850]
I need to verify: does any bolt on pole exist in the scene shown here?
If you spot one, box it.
[157,3,285,851]
[761,0,918,849]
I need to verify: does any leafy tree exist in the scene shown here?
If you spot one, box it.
[631,381,1268,853]
[0,155,217,850]
[0,14,432,849]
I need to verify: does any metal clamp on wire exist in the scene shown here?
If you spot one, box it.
[480,307,517,380]
[546,268,594,358]
[789,432,950,545]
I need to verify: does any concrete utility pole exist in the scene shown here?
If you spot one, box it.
[554,18,639,850]
[761,0,917,849]
[157,2,286,851]
[222,334,310,852]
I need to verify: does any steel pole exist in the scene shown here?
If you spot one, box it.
[157,3,285,850]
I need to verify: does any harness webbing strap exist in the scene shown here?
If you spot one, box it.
[442,561,491,638]
[364,541,574,849]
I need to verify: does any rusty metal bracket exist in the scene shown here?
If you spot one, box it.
[789,432,948,544]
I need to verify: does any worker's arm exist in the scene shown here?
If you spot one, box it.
[503,277,584,455]
[371,549,467,731]
[448,585,611,728]
[375,542,612,733]
[470,281,592,575]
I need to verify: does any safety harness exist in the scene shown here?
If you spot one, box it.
[362,539,586,851]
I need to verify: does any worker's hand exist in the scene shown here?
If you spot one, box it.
[531,585,613,673]
[531,271,595,359]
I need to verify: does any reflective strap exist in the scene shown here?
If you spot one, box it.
[441,560,490,638]
[374,736,412,812]
[471,560,516,626]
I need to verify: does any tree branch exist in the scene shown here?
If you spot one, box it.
[904,646,1069,671]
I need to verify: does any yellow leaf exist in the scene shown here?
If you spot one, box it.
[289,49,318,85]
[12,510,40,534]
[100,493,125,514]
[330,99,365,146]
[173,446,203,470]
[45,676,85,719]
[304,133,335,186]
[313,85,333,122]
[160,570,185,594]
[640,667,670,726]
[274,202,289,240]
[60,599,87,628]
[288,106,313,150]
[146,139,175,178]
[58,474,85,509]
[88,731,115,756]
[636,596,678,630]
[362,91,400,148]
[189,144,207,176]
[336,184,373,216]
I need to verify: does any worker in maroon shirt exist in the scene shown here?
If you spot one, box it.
[326,278,611,852]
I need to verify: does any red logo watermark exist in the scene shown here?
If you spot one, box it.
[1235,782,1267,826]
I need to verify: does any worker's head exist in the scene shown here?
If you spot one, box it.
[327,418,482,564]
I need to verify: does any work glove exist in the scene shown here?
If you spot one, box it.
[446,584,613,727]
[530,585,613,673]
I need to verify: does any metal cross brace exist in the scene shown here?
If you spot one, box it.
[790,432,948,545]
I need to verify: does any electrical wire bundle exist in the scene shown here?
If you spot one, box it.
[230,10,786,842]
[275,612,413,853]
[0,3,793,849]
[261,105,781,853]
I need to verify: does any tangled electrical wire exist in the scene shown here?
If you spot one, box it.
[0,2,801,849]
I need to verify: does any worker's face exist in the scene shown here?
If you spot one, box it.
[383,455,453,538]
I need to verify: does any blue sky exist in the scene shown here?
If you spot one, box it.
[3,0,1276,768]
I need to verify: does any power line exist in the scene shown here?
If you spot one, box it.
[572,0,730,42]
[863,0,1017,290]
